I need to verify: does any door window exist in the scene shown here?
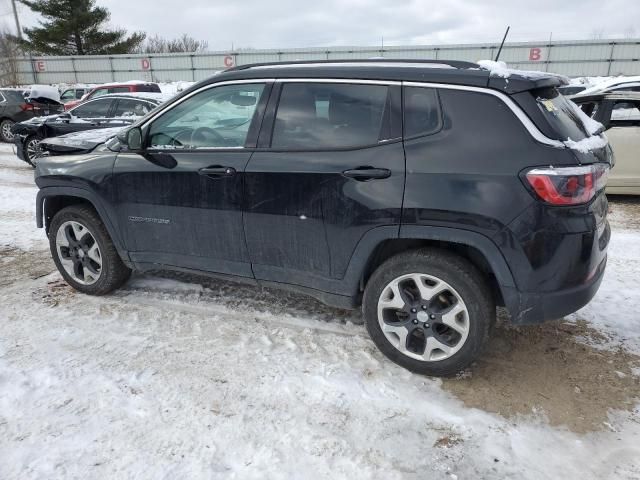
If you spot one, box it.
[90,88,109,99]
[71,98,113,118]
[60,89,76,102]
[109,87,130,94]
[271,83,390,149]
[114,99,154,118]
[148,83,265,149]
[610,101,640,126]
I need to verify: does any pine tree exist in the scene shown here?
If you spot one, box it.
[19,0,145,55]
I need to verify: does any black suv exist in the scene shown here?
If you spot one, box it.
[34,60,612,376]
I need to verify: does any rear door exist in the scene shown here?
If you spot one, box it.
[244,80,404,292]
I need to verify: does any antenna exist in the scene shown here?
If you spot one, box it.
[494,26,510,62]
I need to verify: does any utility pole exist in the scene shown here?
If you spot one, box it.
[11,0,23,39]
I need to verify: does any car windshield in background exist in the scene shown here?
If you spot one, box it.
[535,88,589,141]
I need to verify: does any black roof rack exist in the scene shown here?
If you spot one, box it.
[226,58,479,72]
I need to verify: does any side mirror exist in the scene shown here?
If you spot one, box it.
[122,127,143,151]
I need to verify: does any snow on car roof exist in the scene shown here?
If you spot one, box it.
[577,76,640,96]
[477,60,570,84]
[89,92,175,103]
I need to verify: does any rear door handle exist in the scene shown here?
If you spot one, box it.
[342,167,391,181]
[198,166,236,177]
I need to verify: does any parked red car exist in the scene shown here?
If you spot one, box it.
[64,82,162,110]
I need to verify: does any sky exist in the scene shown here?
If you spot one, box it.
[1,0,639,50]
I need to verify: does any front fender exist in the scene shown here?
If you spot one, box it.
[36,186,127,257]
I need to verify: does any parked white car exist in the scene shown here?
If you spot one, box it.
[573,92,640,195]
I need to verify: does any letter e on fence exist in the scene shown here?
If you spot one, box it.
[34,60,46,72]
[529,48,542,61]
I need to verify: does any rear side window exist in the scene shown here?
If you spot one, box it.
[403,86,442,138]
[109,87,130,94]
[113,99,154,118]
[271,83,390,149]
[534,88,589,140]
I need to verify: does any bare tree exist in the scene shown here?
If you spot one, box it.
[0,30,22,87]
[589,28,605,40]
[140,34,208,54]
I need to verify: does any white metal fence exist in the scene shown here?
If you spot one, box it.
[13,38,640,85]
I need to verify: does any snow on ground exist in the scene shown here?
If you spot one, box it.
[0,142,639,479]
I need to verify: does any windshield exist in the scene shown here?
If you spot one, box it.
[534,88,589,141]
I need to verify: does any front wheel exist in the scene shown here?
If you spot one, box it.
[363,249,494,376]
[49,205,131,295]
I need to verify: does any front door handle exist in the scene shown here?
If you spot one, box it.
[342,167,391,181]
[199,166,236,177]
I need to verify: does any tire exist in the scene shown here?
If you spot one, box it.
[49,205,131,295]
[24,135,43,167]
[0,119,15,143]
[363,248,494,377]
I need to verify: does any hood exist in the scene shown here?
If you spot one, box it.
[40,127,125,154]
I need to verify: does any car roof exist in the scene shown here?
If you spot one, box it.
[203,59,565,94]
[571,92,640,103]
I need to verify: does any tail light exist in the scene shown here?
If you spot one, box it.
[524,164,609,205]
[20,103,34,112]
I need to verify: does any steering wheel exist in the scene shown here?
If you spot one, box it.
[190,127,226,147]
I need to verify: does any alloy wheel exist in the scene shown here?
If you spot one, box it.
[377,273,470,362]
[1,120,15,141]
[26,138,42,163]
[55,220,103,285]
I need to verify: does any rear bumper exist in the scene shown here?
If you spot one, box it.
[502,254,607,324]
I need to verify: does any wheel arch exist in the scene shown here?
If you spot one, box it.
[354,225,517,311]
[36,187,127,257]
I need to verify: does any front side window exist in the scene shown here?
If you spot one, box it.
[403,86,442,138]
[90,88,109,99]
[60,90,76,102]
[71,98,112,118]
[271,83,390,149]
[148,83,265,149]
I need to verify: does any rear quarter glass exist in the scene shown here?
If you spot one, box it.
[533,87,589,141]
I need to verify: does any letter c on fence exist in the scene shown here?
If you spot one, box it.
[224,56,235,68]
[529,48,542,61]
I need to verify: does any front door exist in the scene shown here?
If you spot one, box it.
[244,81,404,292]
[113,81,270,277]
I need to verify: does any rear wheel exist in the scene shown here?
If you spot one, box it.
[363,249,494,376]
[49,205,131,295]
[0,119,15,142]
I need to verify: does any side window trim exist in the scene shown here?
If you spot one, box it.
[142,81,272,151]
[0,92,6,103]
[263,80,401,152]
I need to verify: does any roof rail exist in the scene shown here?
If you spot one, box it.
[225,58,479,72]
